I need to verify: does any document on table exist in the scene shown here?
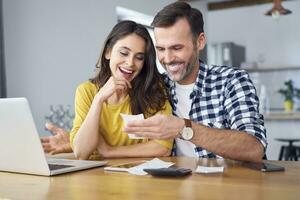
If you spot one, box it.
[120,113,145,139]
[195,166,224,174]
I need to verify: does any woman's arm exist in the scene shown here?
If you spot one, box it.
[73,94,104,160]
[97,136,171,158]
[73,77,131,160]
[41,123,72,155]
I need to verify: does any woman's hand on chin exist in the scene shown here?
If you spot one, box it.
[96,76,132,103]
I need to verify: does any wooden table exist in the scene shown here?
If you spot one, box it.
[0,156,300,200]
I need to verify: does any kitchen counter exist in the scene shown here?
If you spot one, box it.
[264,112,300,120]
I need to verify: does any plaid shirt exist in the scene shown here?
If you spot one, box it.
[163,62,267,158]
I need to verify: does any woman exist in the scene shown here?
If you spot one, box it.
[70,20,173,160]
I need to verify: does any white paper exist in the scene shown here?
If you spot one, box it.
[175,138,198,157]
[128,158,174,176]
[120,113,145,139]
[195,166,224,174]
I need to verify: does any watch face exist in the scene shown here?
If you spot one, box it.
[182,127,193,140]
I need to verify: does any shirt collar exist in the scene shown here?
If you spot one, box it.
[163,61,209,101]
[190,61,208,98]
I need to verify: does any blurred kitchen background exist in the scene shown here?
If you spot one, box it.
[0,0,299,160]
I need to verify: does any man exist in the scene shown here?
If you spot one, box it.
[42,2,266,162]
[124,2,267,163]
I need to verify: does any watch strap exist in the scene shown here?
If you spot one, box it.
[184,119,192,128]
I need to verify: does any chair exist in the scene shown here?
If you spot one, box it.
[276,138,300,161]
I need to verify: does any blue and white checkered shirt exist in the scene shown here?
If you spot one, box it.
[163,62,267,158]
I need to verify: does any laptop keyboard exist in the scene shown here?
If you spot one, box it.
[48,164,74,170]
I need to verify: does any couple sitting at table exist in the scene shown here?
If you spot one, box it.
[41,2,266,162]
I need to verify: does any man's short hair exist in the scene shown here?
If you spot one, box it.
[151,2,204,39]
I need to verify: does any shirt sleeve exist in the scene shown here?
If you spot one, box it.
[224,70,267,150]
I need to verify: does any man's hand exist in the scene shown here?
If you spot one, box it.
[40,123,73,155]
[123,114,185,140]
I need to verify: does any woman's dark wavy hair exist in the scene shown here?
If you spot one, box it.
[90,20,168,116]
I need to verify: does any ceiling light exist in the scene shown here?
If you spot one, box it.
[265,0,292,19]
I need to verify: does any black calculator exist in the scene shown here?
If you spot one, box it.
[143,167,192,177]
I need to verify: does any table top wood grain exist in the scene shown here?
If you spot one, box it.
[1,156,300,200]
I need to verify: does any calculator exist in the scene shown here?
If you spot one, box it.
[143,167,192,177]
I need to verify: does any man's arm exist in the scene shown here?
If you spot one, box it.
[189,121,264,162]
[124,114,264,162]
[125,69,266,162]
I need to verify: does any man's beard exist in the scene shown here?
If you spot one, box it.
[179,54,198,82]
[166,50,198,83]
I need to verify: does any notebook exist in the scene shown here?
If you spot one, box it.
[0,97,107,176]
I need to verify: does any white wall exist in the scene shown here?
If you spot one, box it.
[3,0,174,136]
[207,1,300,68]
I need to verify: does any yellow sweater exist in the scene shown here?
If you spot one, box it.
[70,81,173,149]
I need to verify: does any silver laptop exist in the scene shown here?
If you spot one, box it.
[0,97,107,176]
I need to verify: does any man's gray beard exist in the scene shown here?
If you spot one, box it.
[176,52,199,82]
[166,61,195,82]
[178,61,195,82]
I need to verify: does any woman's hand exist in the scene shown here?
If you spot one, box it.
[41,123,72,155]
[96,76,132,103]
[96,134,113,158]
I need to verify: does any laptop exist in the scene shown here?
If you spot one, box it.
[0,97,107,176]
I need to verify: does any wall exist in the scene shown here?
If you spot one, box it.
[2,0,174,136]
[206,1,300,69]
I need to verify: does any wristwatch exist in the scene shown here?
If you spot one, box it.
[180,119,194,141]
